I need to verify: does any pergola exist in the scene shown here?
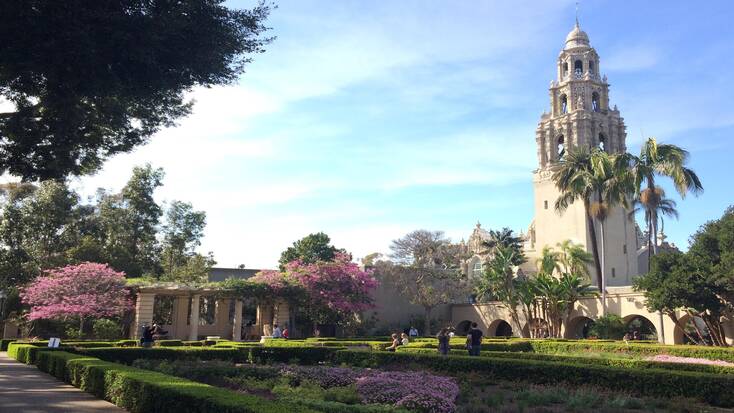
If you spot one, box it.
[131,283,290,341]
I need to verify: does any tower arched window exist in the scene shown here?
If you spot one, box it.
[588,61,595,74]
[598,134,606,152]
[562,62,569,78]
[557,135,565,160]
[592,92,600,112]
[560,94,568,114]
[574,60,583,77]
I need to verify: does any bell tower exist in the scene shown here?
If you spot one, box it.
[525,22,639,285]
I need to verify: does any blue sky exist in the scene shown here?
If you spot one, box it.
[75,0,734,269]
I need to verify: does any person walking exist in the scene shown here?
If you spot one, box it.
[437,328,450,356]
[467,322,483,356]
[140,324,154,348]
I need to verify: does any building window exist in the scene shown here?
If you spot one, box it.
[611,267,616,278]
[598,133,606,152]
[153,296,174,325]
[557,135,565,160]
[562,62,569,78]
[199,296,217,325]
[544,200,548,210]
[588,61,595,74]
[472,261,483,277]
[574,60,583,76]
[560,94,568,114]
[623,244,627,254]
[592,92,600,112]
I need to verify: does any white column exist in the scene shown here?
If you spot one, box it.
[232,299,243,341]
[133,292,155,339]
[188,294,200,341]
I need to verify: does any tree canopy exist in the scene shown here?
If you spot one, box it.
[279,232,345,270]
[0,0,273,180]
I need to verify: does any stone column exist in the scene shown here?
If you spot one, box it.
[232,299,243,341]
[188,294,200,341]
[132,292,155,339]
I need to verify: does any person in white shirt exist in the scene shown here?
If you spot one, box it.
[409,326,419,337]
[272,324,282,338]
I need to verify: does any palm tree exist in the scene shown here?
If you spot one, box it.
[553,147,604,290]
[481,227,525,265]
[617,138,702,256]
[556,240,593,280]
[631,187,679,260]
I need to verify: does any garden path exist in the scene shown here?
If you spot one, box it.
[0,352,125,413]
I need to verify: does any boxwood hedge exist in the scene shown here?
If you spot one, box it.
[28,350,318,413]
[333,350,734,407]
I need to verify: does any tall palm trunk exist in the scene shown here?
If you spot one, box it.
[599,219,606,316]
[584,200,603,292]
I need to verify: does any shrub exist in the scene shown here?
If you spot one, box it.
[117,339,138,347]
[7,343,55,364]
[92,319,123,340]
[356,371,459,413]
[0,339,15,351]
[588,314,626,339]
[157,340,184,347]
[334,350,734,407]
[33,351,319,413]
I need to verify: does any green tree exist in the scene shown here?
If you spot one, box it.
[631,187,679,258]
[619,138,702,257]
[96,165,164,277]
[0,1,273,180]
[475,246,524,335]
[160,201,207,279]
[481,227,526,266]
[279,232,345,270]
[380,230,470,335]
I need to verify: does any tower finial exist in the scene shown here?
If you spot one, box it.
[575,1,580,27]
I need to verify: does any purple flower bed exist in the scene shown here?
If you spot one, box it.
[280,365,371,388]
[356,371,460,413]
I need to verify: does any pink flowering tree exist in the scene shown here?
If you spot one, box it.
[21,262,132,335]
[285,253,378,325]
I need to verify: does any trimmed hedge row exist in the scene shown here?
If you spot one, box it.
[396,347,734,375]
[402,339,734,362]
[25,350,319,413]
[7,343,59,364]
[333,350,734,407]
[0,339,15,351]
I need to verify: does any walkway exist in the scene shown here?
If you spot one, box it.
[0,352,125,413]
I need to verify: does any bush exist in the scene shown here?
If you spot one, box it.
[157,340,184,347]
[117,339,138,347]
[333,350,734,407]
[92,319,122,340]
[0,339,15,351]
[588,314,626,339]
[74,347,248,365]
[7,343,56,364]
[33,351,318,413]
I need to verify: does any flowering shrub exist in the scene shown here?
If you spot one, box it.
[356,371,459,413]
[21,262,131,323]
[280,365,369,388]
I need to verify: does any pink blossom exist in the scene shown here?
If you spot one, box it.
[21,262,132,321]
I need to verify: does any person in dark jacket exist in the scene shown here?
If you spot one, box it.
[437,328,450,356]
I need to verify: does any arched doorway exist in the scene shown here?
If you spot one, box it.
[455,320,472,336]
[565,316,595,339]
[624,315,657,341]
[488,319,513,337]
[674,314,711,345]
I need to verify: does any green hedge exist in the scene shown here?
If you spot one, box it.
[32,351,318,413]
[7,343,57,364]
[75,347,248,365]
[156,340,184,347]
[403,340,533,352]
[333,350,734,407]
[397,347,734,375]
[0,339,15,351]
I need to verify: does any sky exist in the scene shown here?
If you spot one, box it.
[72,0,734,269]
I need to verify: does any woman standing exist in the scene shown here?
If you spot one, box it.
[437,328,450,356]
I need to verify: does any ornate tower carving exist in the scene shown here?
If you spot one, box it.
[525,23,639,286]
[536,22,627,169]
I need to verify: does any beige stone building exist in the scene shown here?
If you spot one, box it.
[450,23,734,345]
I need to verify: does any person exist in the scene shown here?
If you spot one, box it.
[448,328,455,338]
[467,322,483,356]
[409,326,419,338]
[623,332,631,345]
[313,327,321,337]
[401,332,410,346]
[272,324,282,338]
[282,327,289,339]
[140,324,154,348]
[151,323,168,340]
[386,333,400,352]
[437,328,450,356]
